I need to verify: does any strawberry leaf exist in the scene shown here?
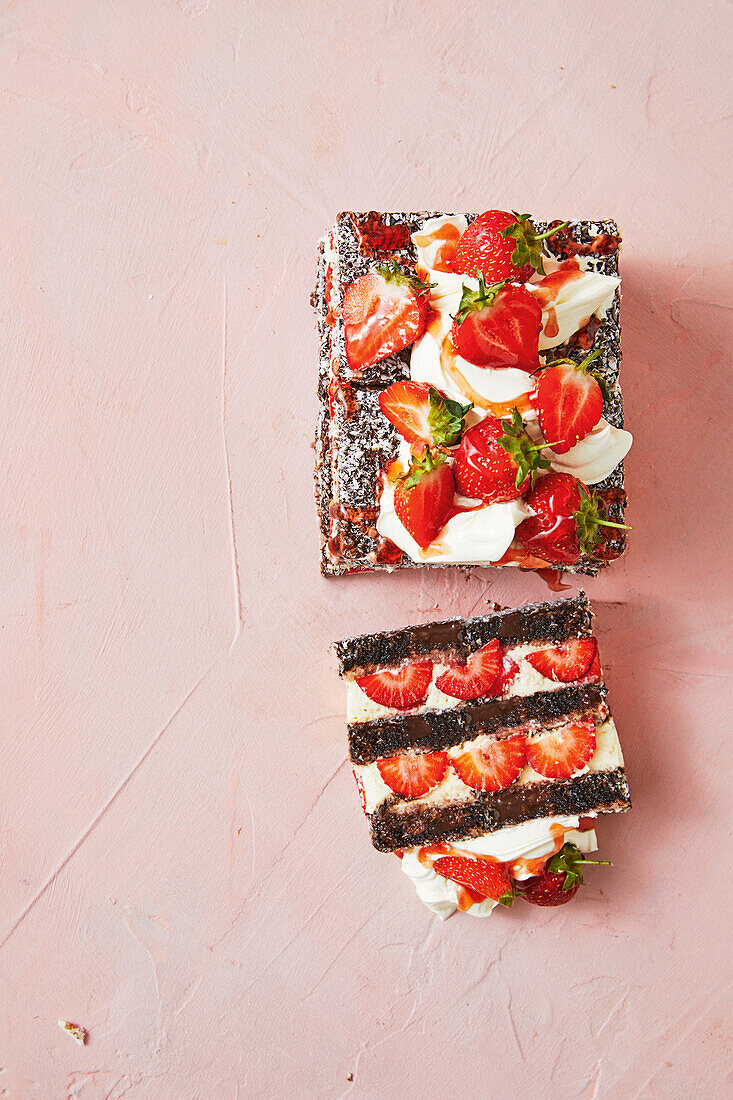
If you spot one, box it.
[573,484,631,556]
[501,214,570,277]
[401,446,446,490]
[376,259,434,295]
[454,272,508,323]
[547,842,612,892]
[497,407,551,489]
[427,387,472,448]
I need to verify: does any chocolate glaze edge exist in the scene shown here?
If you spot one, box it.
[336,591,592,675]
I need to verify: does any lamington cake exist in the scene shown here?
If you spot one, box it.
[314,210,632,577]
[335,591,630,918]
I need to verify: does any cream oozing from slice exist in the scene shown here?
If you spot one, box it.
[356,717,622,815]
[401,816,599,920]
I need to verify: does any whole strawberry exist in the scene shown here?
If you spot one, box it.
[453,210,569,283]
[453,408,550,504]
[515,472,629,565]
[521,842,611,906]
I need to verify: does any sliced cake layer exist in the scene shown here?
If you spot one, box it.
[336,592,631,855]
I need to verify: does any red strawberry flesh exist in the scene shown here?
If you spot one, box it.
[451,733,527,792]
[525,718,597,780]
[356,660,432,710]
[435,639,501,700]
[377,750,448,799]
[526,637,598,682]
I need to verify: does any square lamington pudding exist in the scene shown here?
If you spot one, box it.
[314,210,631,577]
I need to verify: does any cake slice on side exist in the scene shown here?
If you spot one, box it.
[335,591,631,919]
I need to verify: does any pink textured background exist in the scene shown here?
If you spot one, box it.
[1,1,731,1096]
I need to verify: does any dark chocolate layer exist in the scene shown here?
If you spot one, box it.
[349,683,606,764]
[370,767,630,852]
[336,592,592,675]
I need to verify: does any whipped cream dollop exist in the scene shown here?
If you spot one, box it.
[533,259,620,351]
[376,454,531,565]
[401,816,599,920]
[543,419,632,485]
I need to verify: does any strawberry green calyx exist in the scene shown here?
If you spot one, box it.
[427,387,472,448]
[501,213,570,277]
[546,842,612,893]
[573,483,631,556]
[454,273,509,323]
[497,407,552,489]
[541,347,611,401]
[496,887,516,908]
[376,259,434,295]
[401,445,446,490]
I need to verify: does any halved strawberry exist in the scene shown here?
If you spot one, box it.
[451,733,527,792]
[452,409,549,504]
[378,381,472,449]
[525,718,596,780]
[452,210,569,283]
[433,854,514,905]
[342,261,431,370]
[356,660,432,710]
[451,275,542,371]
[435,639,501,700]
[535,349,606,454]
[394,447,455,548]
[516,473,629,566]
[377,750,448,799]
[526,637,598,683]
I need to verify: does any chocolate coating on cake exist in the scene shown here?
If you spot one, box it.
[336,592,592,676]
[369,767,630,852]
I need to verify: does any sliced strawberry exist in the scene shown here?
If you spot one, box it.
[394,447,455,548]
[525,718,597,780]
[376,750,448,799]
[352,768,368,815]
[452,210,568,283]
[451,276,542,371]
[342,262,430,370]
[356,660,432,710]
[433,854,514,904]
[584,653,602,682]
[378,381,471,449]
[535,350,605,454]
[526,637,598,683]
[435,639,501,700]
[451,733,527,792]
[452,410,549,504]
[516,473,629,565]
